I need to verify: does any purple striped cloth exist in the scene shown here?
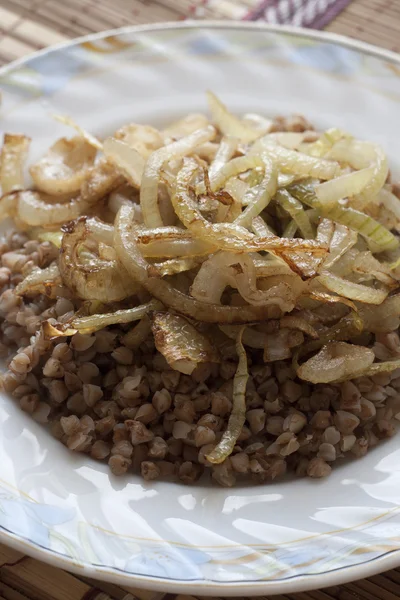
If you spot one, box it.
[192,0,352,29]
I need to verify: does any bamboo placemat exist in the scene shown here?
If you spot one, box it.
[1,0,400,598]
[0,0,399,65]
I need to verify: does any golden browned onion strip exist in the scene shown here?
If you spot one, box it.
[0,134,30,194]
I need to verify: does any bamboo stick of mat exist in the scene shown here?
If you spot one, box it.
[0,544,163,600]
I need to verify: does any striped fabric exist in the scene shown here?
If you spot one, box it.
[247,0,353,28]
[191,0,352,27]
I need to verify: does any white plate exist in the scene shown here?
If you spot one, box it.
[1,21,400,597]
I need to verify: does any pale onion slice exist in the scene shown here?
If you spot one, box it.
[136,226,216,258]
[377,187,400,224]
[297,342,375,383]
[251,216,275,237]
[351,358,400,379]
[277,217,335,278]
[352,251,397,287]
[297,311,363,358]
[103,137,145,188]
[84,217,114,246]
[278,173,298,188]
[0,134,30,194]
[290,181,398,252]
[162,113,210,141]
[242,113,273,135]
[327,204,397,253]
[14,264,62,297]
[0,192,19,221]
[317,271,388,305]
[282,220,298,239]
[72,301,161,333]
[152,311,219,374]
[264,329,304,362]
[322,223,358,270]
[306,290,357,311]
[141,237,215,258]
[114,123,163,158]
[59,217,140,302]
[37,230,63,248]
[43,300,160,338]
[80,160,122,205]
[153,256,204,276]
[207,91,260,143]
[220,323,304,353]
[114,205,294,323]
[208,155,264,193]
[330,248,359,277]
[221,323,305,355]
[206,327,248,464]
[257,132,308,150]
[18,162,121,227]
[195,142,219,161]
[108,184,141,219]
[316,218,334,245]
[98,242,117,261]
[222,192,242,224]
[257,140,340,180]
[190,251,296,311]
[208,136,238,181]
[17,191,87,227]
[30,137,97,196]
[253,255,295,276]
[280,315,319,339]
[140,125,215,227]
[225,178,249,204]
[219,324,269,349]
[278,248,323,278]
[258,272,307,301]
[275,189,313,239]
[301,128,350,158]
[328,140,388,209]
[315,166,375,206]
[327,138,377,169]
[234,157,277,228]
[53,115,103,150]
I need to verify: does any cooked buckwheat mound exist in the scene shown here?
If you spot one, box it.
[2,94,400,486]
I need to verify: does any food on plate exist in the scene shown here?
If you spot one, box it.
[1,93,400,486]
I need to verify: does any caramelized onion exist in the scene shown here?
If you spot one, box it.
[0,134,30,194]
[59,217,140,302]
[206,327,248,464]
[297,342,375,383]
[152,311,219,374]
[30,137,97,196]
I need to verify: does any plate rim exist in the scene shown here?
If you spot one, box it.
[1,19,400,596]
[0,19,399,80]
